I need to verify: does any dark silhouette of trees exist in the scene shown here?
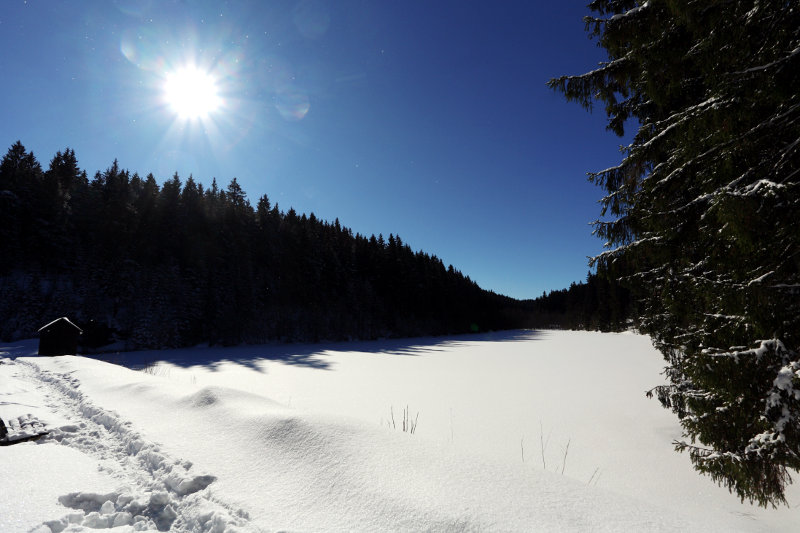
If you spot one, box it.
[526,270,633,331]
[0,142,532,348]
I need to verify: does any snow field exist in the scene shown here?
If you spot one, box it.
[107,330,800,532]
[1,331,798,531]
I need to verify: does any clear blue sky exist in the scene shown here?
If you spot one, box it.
[1,1,627,300]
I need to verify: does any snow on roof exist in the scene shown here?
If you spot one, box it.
[38,317,82,333]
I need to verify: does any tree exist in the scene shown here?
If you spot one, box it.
[46,148,82,198]
[39,149,82,266]
[0,142,44,267]
[549,1,800,506]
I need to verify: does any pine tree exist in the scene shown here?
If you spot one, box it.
[0,142,44,268]
[550,1,800,506]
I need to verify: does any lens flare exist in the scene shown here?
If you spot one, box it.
[274,90,310,121]
[163,66,222,120]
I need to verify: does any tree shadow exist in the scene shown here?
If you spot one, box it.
[0,342,37,359]
[0,401,40,409]
[108,329,543,374]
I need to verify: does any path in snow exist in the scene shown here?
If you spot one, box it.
[11,358,254,533]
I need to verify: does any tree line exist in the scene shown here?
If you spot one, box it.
[0,142,535,348]
[526,270,633,332]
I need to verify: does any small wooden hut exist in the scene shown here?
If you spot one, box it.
[38,317,82,356]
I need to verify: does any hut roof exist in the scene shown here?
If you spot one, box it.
[38,317,83,333]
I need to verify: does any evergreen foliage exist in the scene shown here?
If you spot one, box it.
[549,1,800,506]
[0,143,533,349]
[527,270,633,331]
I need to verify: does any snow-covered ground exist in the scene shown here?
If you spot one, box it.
[1,330,797,532]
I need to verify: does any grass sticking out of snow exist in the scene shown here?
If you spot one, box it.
[388,405,419,434]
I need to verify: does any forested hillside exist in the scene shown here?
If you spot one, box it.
[527,271,633,332]
[0,142,533,349]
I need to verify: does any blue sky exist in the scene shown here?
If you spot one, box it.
[1,1,627,300]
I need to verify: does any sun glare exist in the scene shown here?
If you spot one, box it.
[163,65,221,120]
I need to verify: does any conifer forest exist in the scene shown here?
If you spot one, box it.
[0,142,552,348]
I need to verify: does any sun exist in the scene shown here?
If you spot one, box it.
[163,65,221,120]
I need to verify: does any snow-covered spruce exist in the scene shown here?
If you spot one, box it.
[14,359,252,532]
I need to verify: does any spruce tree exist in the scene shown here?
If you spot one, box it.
[550,1,800,506]
[0,142,44,267]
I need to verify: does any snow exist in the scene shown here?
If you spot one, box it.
[609,2,649,23]
[748,270,775,286]
[37,317,82,333]
[1,331,798,532]
[0,444,119,532]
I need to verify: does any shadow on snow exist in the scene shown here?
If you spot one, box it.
[1,330,543,374]
[107,329,543,374]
